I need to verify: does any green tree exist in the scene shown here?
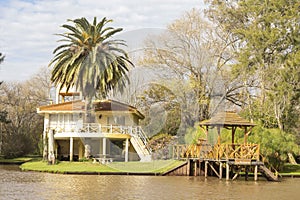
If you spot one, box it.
[184,122,207,144]
[248,126,299,170]
[50,17,134,120]
[205,0,300,131]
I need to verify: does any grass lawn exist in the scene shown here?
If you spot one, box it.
[280,164,300,176]
[20,160,185,174]
[0,157,34,164]
[20,161,118,173]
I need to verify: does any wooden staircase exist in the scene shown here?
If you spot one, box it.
[259,165,280,182]
[130,127,152,162]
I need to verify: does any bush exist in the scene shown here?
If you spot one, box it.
[2,133,34,159]
[184,122,207,144]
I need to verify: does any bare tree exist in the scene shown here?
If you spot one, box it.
[0,66,51,158]
[140,9,243,127]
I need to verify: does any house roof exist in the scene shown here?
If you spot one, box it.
[94,99,145,119]
[37,100,85,112]
[199,111,255,127]
[37,99,145,119]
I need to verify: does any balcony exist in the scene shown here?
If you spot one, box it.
[49,123,141,139]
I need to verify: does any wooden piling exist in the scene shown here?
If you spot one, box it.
[254,165,258,181]
[187,159,190,176]
[219,161,222,179]
[245,166,249,181]
[226,162,230,180]
[194,161,197,176]
[205,161,208,178]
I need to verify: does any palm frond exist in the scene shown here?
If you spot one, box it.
[49,16,133,98]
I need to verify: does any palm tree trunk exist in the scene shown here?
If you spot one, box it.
[84,96,95,123]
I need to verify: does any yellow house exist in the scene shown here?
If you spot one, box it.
[37,89,151,162]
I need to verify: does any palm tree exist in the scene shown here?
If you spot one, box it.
[49,17,133,121]
[0,52,4,86]
[0,52,4,64]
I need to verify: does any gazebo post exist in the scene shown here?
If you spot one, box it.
[203,125,209,141]
[217,126,221,145]
[244,127,248,144]
[231,126,236,144]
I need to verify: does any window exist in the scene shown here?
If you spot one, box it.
[107,116,125,125]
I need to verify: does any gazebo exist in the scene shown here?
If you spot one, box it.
[199,111,256,145]
[172,112,279,181]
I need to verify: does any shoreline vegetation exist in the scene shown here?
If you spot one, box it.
[1,157,299,177]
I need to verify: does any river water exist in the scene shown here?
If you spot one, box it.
[0,165,299,200]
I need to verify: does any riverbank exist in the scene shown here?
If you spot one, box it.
[3,156,299,177]
[20,160,185,175]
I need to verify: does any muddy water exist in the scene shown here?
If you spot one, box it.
[0,165,299,200]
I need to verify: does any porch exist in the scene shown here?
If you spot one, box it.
[47,123,151,162]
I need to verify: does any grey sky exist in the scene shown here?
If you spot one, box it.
[0,0,205,81]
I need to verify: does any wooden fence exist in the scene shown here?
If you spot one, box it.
[173,143,260,161]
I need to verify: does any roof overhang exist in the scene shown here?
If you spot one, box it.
[199,112,256,128]
[37,99,145,119]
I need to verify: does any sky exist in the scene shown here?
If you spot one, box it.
[0,0,205,81]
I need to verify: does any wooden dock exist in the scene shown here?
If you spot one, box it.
[166,112,281,181]
[167,143,280,181]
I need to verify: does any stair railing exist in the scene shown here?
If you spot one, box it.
[131,126,152,153]
[260,154,282,179]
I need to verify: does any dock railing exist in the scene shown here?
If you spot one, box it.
[173,143,260,161]
[206,143,260,161]
[172,143,212,159]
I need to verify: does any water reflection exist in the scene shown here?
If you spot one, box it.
[0,165,299,200]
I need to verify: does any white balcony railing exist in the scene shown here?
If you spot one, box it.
[49,123,141,135]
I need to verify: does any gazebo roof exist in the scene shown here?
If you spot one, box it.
[199,111,255,127]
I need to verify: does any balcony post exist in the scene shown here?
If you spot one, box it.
[102,138,106,158]
[125,138,129,162]
[70,137,73,161]
[48,129,55,161]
